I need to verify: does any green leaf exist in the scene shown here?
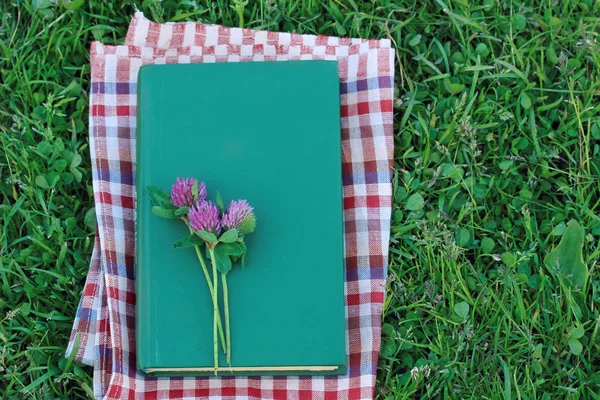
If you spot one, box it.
[549,16,562,28]
[443,78,465,95]
[543,219,588,288]
[71,167,82,183]
[64,0,84,11]
[393,209,403,223]
[146,185,175,209]
[455,227,471,247]
[33,0,53,10]
[532,344,543,359]
[442,165,464,181]
[36,175,49,189]
[501,252,517,266]
[528,274,542,290]
[84,207,97,230]
[32,106,47,121]
[174,206,189,216]
[69,152,83,182]
[570,300,583,321]
[58,79,82,96]
[382,323,394,336]
[335,21,346,36]
[196,230,218,243]
[173,234,204,249]
[481,237,495,254]
[70,153,82,168]
[216,191,224,212]
[381,338,397,358]
[218,242,244,257]
[61,173,74,184]
[454,301,470,319]
[475,43,489,58]
[511,14,527,30]
[551,222,566,236]
[569,326,585,340]
[568,338,583,356]
[151,206,178,219]
[238,213,256,235]
[405,193,424,211]
[37,141,54,156]
[520,92,532,110]
[212,246,233,274]
[591,122,600,140]
[54,159,68,172]
[473,184,488,199]
[499,160,513,171]
[394,186,407,202]
[408,34,421,46]
[219,229,238,243]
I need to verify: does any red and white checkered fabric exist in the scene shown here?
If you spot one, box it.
[67,13,394,399]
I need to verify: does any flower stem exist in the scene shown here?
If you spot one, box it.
[221,273,231,366]
[208,247,219,376]
[189,227,226,353]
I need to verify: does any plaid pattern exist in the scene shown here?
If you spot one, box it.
[68,13,394,399]
[67,234,101,366]
[125,12,386,49]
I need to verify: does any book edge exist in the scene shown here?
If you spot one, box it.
[146,365,340,373]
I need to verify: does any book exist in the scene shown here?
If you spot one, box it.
[135,61,346,376]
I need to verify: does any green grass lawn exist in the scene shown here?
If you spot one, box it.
[1,0,599,398]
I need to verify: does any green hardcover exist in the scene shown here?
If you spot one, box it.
[136,61,346,377]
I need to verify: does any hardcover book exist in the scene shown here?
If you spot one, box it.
[136,61,345,376]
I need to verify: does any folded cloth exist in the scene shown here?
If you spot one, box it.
[68,234,101,366]
[67,12,394,399]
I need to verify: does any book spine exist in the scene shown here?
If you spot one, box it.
[135,66,152,374]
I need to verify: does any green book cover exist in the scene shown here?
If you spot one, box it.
[135,61,346,377]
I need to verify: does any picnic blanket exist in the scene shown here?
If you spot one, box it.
[67,12,394,399]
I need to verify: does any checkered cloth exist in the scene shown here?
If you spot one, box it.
[67,12,394,399]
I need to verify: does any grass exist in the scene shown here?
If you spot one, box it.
[1,0,599,398]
